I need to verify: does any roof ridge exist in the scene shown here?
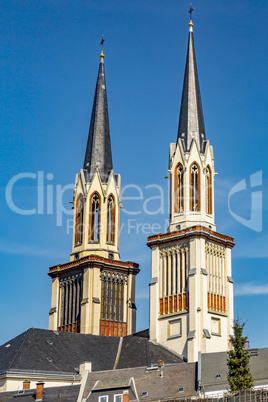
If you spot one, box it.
[113,337,123,370]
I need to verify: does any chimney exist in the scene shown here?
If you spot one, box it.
[79,361,92,377]
[23,380,30,390]
[36,381,44,401]
[123,390,129,402]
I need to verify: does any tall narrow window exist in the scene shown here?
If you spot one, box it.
[190,162,200,211]
[174,163,184,213]
[90,193,100,242]
[107,194,115,243]
[205,165,212,214]
[74,194,84,245]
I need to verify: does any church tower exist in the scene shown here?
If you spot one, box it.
[147,15,234,362]
[48,46,139,337]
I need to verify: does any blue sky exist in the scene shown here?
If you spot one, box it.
[0,0,268,348]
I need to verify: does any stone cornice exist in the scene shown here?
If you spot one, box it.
[147,226,235,249]
[48,255,140,278]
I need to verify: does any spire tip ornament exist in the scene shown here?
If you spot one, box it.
[99,35,105,60]
[187,4,195,31]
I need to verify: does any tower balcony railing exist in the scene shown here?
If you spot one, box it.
[207,292,226,313]
[58,321,80,333]
[99,319,127,337]
[159,292,189,316]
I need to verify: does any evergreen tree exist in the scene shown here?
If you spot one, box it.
[227,318,254,391]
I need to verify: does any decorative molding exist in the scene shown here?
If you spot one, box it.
[100,270,128,284]
[187,330,196,340]
[49,255,139,276]
[49,307,56,315]
[92,297,100,304]
[147,226,235,249]
[203,328,211,339]
[81,298,89,305]
[149,277,158,286]
[188,268,196,277]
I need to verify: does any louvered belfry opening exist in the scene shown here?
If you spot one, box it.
[99,270,127,337]
[58,272,83,333]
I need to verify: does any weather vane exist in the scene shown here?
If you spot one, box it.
[187,3,195,20]
[100,35,105,51]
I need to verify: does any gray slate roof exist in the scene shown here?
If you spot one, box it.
[177,29,207,154]
[83,56,113,183]
[0,385,80,401]
[83,363,197,401]
[201,348,268,391]
[0,328,183,375]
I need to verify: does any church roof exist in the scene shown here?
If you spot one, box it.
[83,51,113,183]
[177,21,206,154]
[0,328,183,375]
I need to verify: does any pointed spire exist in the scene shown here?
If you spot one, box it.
[83,43,113,183]
[177,16,206,153]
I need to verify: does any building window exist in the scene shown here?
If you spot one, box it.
[107,194,115,243]
[99,396,108,402]
[174,163,184,213]
[190,162,200,211]
[89,192,101,242]
[205,165,212,214]
[114,395,123,402]
[74,194,84,245]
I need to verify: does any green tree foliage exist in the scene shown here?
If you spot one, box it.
[227,318,254,391]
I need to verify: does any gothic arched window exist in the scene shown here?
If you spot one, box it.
[205,165,212,214]
[190,162,200,212]
[89,192,101,242]
[74,194,84,245]
[174,163,184,213]
[107,194,115,243]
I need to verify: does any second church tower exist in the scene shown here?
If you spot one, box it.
[48,47,139,337]
[148,18,235,362]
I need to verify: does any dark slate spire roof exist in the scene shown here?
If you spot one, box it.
[177,22,206,153]
[83,52,113,183]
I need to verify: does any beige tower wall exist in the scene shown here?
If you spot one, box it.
[148,229,234,362]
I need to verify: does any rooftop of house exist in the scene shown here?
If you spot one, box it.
[200,348,268,390]
[0,328,184,377]
[82,362,197,401]
[0,385,80,401]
